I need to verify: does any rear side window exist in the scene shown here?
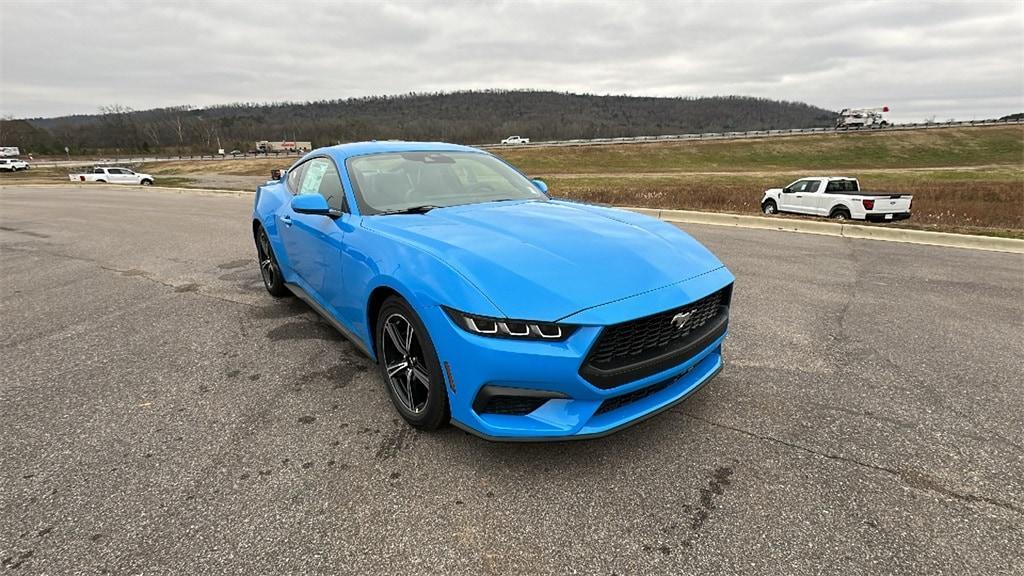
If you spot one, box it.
[825,180,858,193]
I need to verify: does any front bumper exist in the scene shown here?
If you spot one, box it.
[427,266,733,441]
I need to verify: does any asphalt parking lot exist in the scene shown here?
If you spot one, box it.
[1,185,1022,575]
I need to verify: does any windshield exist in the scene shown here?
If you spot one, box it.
[346,151,546,215]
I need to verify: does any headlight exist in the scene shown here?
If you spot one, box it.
[443,307,576,340]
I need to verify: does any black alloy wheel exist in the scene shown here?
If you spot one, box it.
[255,226,289,297]
[376,296,448,429]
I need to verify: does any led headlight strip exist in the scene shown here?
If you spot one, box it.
[443,307,575,340]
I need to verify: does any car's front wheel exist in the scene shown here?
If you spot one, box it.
[376,296,448,430]
[762,199,777,215]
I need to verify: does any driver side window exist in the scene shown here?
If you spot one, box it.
[286,162,307,195]
[790,180,816,193]
[298,157,347,213]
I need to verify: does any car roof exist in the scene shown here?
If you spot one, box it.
[300,141,484,165]
[801,176,857,180]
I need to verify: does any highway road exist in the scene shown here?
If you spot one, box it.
[1,186,1022,575]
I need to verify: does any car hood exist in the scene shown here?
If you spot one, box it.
[364,200,725,321]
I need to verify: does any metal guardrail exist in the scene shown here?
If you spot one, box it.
[27,118,1023,167]
[481,118,1024,150]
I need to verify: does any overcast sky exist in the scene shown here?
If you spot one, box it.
[2,0,1022,122]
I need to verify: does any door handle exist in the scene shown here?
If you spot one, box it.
[795,195,803,198]
[281,215,292,226]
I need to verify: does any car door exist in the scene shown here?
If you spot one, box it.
[800,180,826,215]
[110,168,131,183]
[815,180,847,215]
[277,157,352,300]
[778,179,809,213]
[788,180,820,214]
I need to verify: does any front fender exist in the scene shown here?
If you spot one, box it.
[253,182,297,279]
[334,225,506,358]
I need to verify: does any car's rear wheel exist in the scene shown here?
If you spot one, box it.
[376,296,448,430]
[762,199,777,215]
[830,207,850,220]
[255,225,289,297]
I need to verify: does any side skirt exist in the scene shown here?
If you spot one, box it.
[285,282,374,359]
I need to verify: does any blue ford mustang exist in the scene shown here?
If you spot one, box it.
[252,141,733,440]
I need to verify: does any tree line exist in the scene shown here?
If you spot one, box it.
[1,90,836,155]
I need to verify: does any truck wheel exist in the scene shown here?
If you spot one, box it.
[96,179,106,183]
[830,207,850,220]
[762,200,777,215]
[141,179,153,186]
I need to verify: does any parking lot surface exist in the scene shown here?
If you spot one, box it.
[2,185,1022,575]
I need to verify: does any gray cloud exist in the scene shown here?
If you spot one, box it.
[2,0,1021,122]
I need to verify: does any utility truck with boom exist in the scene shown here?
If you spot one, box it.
[836,106,890,128]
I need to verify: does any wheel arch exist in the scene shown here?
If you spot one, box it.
[366,285,409,361]
[829,203,851,217]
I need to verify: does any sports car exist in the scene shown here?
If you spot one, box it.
[252,141,733,441]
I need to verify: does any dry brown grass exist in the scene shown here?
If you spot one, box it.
[546,170,1024,237]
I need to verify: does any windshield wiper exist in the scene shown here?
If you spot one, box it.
[379,204,443,215]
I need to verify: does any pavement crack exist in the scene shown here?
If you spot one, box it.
[680,411,1023,516]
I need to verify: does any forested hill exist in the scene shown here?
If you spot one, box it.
[4,91,835,154]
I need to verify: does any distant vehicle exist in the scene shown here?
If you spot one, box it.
[229,149,242,155]
[0,158,29,171]
[500,135,531,145]
[70,166,155,186]
[255,140,312,153]
[836,106,890,129]
[761,177,912,222]
[0,146,21,158]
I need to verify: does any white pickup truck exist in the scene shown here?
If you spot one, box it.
[761,177,911,222]
[70,166,155,186]
[500,135,531,145]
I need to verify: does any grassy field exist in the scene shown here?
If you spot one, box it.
[2,126,1021,237]
[493,126,1024,237]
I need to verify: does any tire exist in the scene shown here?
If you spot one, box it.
[96,179,106,183]
[375,296,448,430]
[254,225,289,297]
[141,179,153,186]
[830,207,850,221]
[762,199,777,215]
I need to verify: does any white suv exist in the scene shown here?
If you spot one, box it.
[0,158,30,171]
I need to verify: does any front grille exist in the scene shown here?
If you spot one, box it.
[477,395,549,416]
[580,285,731,389]
[594,377,674,416]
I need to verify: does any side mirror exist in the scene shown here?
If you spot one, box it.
[782,187,792,193]
[291,194,337,217]
[271,169,283,180]
[531,178,549,195]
